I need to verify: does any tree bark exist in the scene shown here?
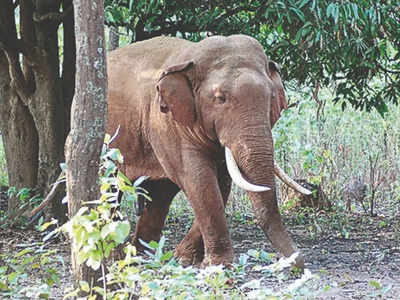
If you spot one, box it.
[65,0,107,292]
[0,0,75,222]
[0,51,39,215]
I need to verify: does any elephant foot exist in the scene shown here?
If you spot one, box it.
[200,237,234,268]
[174,221,205,266]
[174,235,204,267]
[200,252,234,268]
[175,221,234,267]
[292,253,305,270]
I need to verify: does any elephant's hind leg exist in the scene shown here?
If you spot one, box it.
[132,179,180,251]
[175,164,232,266]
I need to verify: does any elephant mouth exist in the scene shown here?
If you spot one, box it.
[224,147,312,195]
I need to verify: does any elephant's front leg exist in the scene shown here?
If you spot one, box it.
[180,157,233,266]
[175,164,232,266]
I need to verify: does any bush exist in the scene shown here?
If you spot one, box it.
[274,88,400,216]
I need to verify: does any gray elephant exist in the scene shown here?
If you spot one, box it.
[107,35,310,268]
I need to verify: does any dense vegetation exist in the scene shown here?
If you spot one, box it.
[274,88,400,216]
[104,0,400,112]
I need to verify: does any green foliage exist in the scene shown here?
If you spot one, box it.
[104,0,400,110]
[61,133,141,273]
[7,187,32,202]
[274,87,400,216]
[258,1,400,112]
[0,187,42,228]
[65,237,317,299]
[0,242,63,299]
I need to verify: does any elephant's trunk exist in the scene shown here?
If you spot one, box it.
[225,147,270,192]
[225,147,312,195]
[228,129,304,269]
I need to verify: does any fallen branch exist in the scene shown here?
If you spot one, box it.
[27,178,65,219]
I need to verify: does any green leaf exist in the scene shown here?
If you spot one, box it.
[351,3,358,19]
[146,281,160,291]
[86,251,102,270]
[160,251,173,262]
[17,188,31,201]
[114,221,130,244]
[21,256,34,266]
[77,250,89,265]
[103,242,116,258]
[79,280,90,292]
[369,280,382,289]
[0,266,8,275]
[326,2,336,18]
[7,272,18,283]
[15,248,33,257]
[298,0,309,9]
[117,171,132,185]
[101,222,116,240]
[129,0,135,12]
[0,280,8,291]
[290,7,305,22]
[87,230,101,246]
[376,102,388,118]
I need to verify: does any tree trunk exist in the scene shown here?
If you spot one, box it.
[65,0,107,292]
[0,1,75,223]
[0,52,39,214]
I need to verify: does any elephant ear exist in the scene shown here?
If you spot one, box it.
[156,61,196,128]
[268,61,288,128]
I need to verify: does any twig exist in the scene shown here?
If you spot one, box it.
[101,262,107,299]
[27,177,65,218]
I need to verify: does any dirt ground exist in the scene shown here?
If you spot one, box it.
[165,211,400,299]
[1,191,399,299]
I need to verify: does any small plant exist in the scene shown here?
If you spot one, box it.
[0,187,42,228]
[61,132,147,298]
[0,239,63,299]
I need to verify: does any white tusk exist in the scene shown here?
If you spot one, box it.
[225,147,271,192]
[273,162,312,195]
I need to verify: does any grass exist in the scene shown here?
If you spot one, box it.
[273,89,400,216]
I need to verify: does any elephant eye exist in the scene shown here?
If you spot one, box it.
[214,94,226,104]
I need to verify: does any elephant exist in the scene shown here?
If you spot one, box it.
[106,35,310,268]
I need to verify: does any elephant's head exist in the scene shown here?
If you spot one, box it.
[156,35,305,267]
[157,35,287,187]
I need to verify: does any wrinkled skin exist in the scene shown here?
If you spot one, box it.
[107,35,304,268]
